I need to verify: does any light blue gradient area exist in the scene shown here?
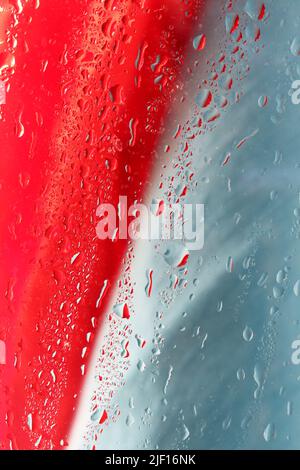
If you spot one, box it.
[95,0,300,450]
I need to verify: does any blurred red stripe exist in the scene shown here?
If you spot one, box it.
[0,0,204,449]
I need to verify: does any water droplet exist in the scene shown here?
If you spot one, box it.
[243,325,254,342]
[291,37,300,56]
[164,365,173,395]
[263,423,276,442]
[0,340,6,365]
[90,409,100,422]
[225,13,239,34]
[15,112,25,138]
[270,190,277,201]
[270,305,279,316]
[129,117,138,146]
[244,1,266,20]
[135,334,146,349]
[294,280,300,297]
[151,198,165,216]
[99,410,108,425]
[276,269,287,284]
[96,279,109,309]
[237,368,246,381]
[27,413,33,431]
[257,272,268,287]
[137,359,146,372]
[258,95,268,107]
[18,172,30,188]
[254,364,263,399]
[70,252,80,265]
[226,256,234,273]
[145,269,153,297]
[121,339,130,358]
[163,243,189,268]
[113,302,130,319]
[273,285,284,299]
[195,89,213,108]
[193,33,206,51]
[222,416,232,431]
[126,414,135,427]
[182,424,190,441]
[129,397,134,409]
[294,208,300,218]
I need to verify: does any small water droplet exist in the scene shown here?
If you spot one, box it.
[254,364,263,399]
[257,272,268,287]
[276,269,287,284]
[237,368,246,381]
[182,424,190,441]
[263,423,276,442]
[258,95,268,107]
[293,280,300,297]
[193,33,206,51]
[243,325,254,342]
[126,414,135,427]
[0,340,6,365]
[273,285,284,299]
[226,256,234,273]
[291,37,300,56]
[137,359,146,372]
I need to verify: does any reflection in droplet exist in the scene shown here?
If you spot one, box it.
[243,326,254,342]
[293,280,300,297]
[263,423,276,442]
[291,37,300,56]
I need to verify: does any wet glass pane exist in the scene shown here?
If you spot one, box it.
[0,0,299,453]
